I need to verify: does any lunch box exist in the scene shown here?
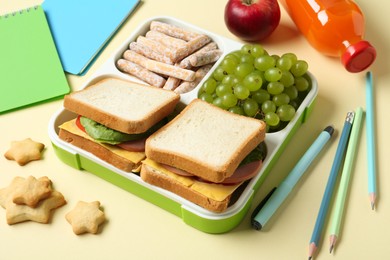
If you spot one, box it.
[48,16,318,234]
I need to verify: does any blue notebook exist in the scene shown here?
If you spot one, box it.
[42,0,141,75]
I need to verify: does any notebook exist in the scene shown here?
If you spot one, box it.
[0,6,70,114]
[42,0,141,75]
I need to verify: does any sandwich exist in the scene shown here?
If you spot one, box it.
[141,99,267,213]
[58,77,180,172]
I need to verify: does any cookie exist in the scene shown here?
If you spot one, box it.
[4,138,45,165]
[6,190,66,225]
[0,176,66,225]
[66,201,106,235]
[0,176,24,209]
[12,176,52,208]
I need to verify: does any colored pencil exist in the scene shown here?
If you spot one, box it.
[251,126,334,230]
[308,111,354,260]
[366,71,377,210]
[329,107,364,253]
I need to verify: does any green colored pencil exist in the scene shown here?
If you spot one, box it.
[329,107,364,253]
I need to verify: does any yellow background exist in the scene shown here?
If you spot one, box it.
[1,0,389,259]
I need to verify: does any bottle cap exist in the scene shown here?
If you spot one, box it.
[341,41,376,73]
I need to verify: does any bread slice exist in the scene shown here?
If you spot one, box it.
[145,99,266,183]
[63,77,180,134]
[141,163,233,213]
[59,127,137,172]
[58,119,145,172]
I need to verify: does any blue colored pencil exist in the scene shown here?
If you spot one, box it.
[366,71,377,210]
[308,111,354,260]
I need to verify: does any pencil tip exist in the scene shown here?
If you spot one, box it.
[369,193,376,210]
[308,243,317,260]
[329,235,337,254]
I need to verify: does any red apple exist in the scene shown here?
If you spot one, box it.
[224,0,281,42]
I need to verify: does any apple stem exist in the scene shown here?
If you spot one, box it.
[243,0,255,5]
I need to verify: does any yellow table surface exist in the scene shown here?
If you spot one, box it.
[1,0,389,259]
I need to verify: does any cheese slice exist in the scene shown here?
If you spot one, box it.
[59,119,145,164]
[142,158,242,202]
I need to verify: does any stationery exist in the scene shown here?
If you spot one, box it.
[42,0,141,75]
[308,111,354,260]
[251,187,276,230]
[365,71,377,210]
[329,107,364,253]
[251,126,334,230]
[0,6,69,114]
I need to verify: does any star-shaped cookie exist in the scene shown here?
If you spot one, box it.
[4,138,45,165]
[0,176,66,225]
[0,176,24,209]
[6,190,66,225]
[12,176,52,207]
[66,201,106,235]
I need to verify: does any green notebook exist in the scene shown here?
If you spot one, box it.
[0,5,69,114]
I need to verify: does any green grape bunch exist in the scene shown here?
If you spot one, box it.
[198,44,311,132]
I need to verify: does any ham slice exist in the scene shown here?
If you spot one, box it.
[116,138,146,152]
[221,160,263,184]
[160,163,194,177]
[160,160,263,184]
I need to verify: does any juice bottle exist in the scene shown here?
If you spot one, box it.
[279,0,376,73]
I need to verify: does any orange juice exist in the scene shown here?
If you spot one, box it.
[279,0,376,72]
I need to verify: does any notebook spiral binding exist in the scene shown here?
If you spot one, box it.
[0,6,39,19]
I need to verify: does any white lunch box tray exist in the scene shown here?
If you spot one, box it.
[48,16,318,233]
